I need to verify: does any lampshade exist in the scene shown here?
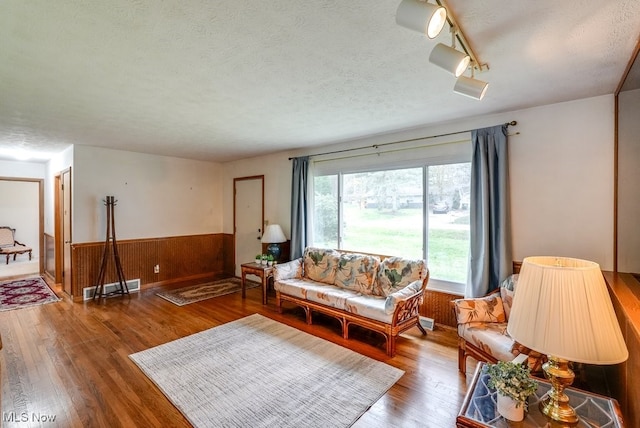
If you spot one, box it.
[454,75,488,100]
[396,0,447,39]
[429,43,470,77]
[261,224,286,244]
[507,256,628,365]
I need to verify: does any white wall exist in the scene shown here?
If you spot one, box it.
[44,146,74,235]
[222,95,615,270]
[0,160,45,179]
[0,180,40,254]
[73,146,223,243]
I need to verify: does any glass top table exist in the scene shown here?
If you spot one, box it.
[457,362,624,428]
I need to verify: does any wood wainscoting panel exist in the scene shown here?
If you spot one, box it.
[421,289,459,328]
[44,233,56,282]
[71,234,227,301]
[223,233,235,277]
[603,271,640,427]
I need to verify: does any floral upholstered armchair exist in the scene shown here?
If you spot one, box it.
[451,275,544,374]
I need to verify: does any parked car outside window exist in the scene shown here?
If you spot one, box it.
[432,201,449,214]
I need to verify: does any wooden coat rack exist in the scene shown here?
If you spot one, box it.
[93,195,129,299]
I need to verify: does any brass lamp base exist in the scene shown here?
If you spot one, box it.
[540,356,579,426]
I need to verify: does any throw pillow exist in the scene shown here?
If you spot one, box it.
[302,247,340,285]
[453,294,506,324]
[373,257,426,297]
[334,253,380,294]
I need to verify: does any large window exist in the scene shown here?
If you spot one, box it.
[313,162,470,291]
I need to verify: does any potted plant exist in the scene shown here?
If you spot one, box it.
[266,254,274,266]
[255,254,262,264]
[485,361,538,422]
[260,254,268,265]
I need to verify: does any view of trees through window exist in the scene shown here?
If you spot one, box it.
[313,163,470,284]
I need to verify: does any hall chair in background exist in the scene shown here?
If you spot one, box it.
[0,226,32,264]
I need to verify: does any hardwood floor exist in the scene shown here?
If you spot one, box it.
[0,277,476,427]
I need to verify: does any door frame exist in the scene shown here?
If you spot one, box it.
[233,175,264,274]
[0,176,44,276]
[54,167,71,290]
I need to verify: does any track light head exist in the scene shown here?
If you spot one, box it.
[396,0,447,39]
[429,43,470,78]
[454,75,489,100]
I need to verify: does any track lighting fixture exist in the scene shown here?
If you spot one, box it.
[454,74,488,100]
[429,42,470,78]
[396,0,489,100]
[396,0,447,39]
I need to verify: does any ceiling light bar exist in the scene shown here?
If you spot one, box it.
[396,0,447,39]
[454,75,488,100]
[429,42,470,77]
[434,0,487,72]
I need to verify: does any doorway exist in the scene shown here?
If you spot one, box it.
[0,177,44,279]
[54,168,72,295]
[234,176,264,277]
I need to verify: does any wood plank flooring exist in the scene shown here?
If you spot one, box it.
[0,277,477,427]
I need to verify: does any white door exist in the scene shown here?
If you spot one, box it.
[234,177,264,277]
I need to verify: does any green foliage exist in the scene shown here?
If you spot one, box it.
[485,362,538,406]
[385,269,402,286]
[309,252,323,266]
[313,193,338,244]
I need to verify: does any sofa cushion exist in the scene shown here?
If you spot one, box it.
[275,277,360,311]
[500,274,518,320]
[305,285,357,311]
[453,294,506,324]
[274,277,328,300]
[458,322,517,362]
[344,294,392,324]
[334,253,380,294]
[374,257,426,297]
[303,247,340,285]
[384,280,422,315]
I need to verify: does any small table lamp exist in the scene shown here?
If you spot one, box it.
[507,256,628,425]
[261,224,286,261]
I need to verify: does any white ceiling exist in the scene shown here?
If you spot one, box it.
[1,1,639,163]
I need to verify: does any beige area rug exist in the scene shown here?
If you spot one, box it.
[156,277,259,306]
[129,314,404,428]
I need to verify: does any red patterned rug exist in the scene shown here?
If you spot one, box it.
[0,277,60,312]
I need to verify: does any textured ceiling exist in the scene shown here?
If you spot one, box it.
[1,0,639,163]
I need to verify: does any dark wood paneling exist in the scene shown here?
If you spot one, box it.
[44,233,55,280]
[422,289,458,328]
[223,233,235,276]
[71,234,228,301]
[603,271,640,426]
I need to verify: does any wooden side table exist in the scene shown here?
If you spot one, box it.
[240,262,274,305]
[457,362,624,427]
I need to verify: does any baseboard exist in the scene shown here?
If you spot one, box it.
[83,279,141,300]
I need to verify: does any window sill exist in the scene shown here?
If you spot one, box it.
[426,278,465,296]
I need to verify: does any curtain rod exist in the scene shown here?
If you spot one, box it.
[288,121,517,161]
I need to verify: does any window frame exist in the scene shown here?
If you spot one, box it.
[311,146,471,295]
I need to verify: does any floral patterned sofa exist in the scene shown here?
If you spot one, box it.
[274,247,429,356]
[451,274,544,374]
